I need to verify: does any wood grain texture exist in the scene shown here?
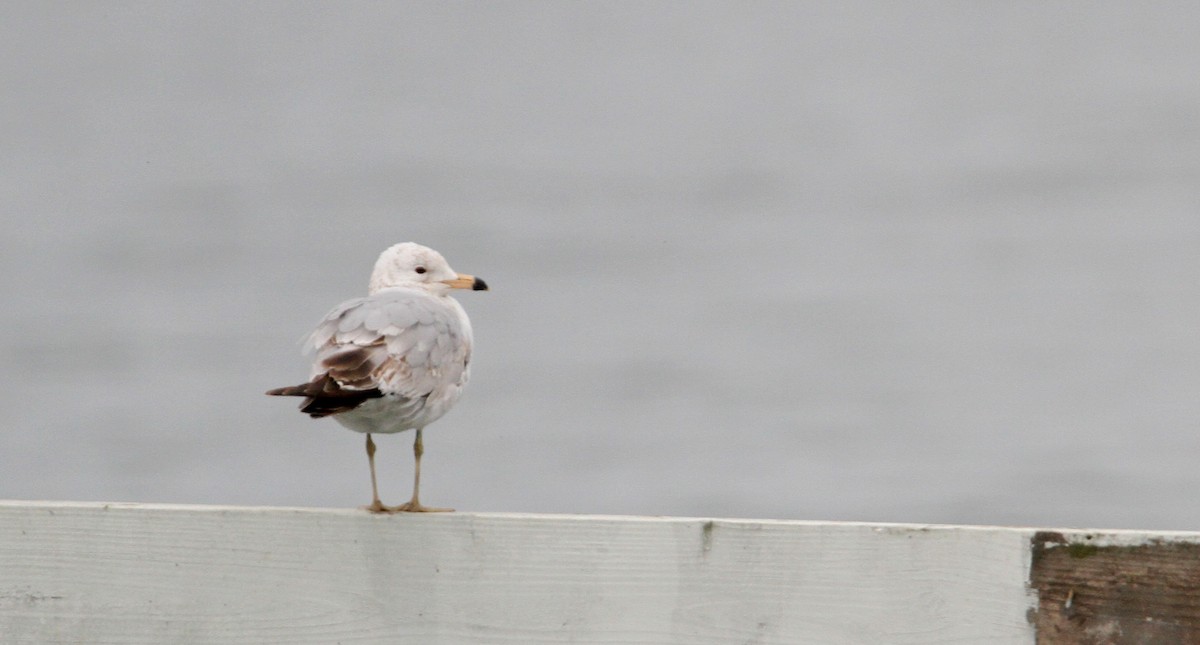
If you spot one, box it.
[0,502,1038,644]
[1030,531,1200,645]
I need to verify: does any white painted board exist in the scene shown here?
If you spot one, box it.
[0,501,1042,644]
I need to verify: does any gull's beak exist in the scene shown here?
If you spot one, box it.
[443,273,489,291]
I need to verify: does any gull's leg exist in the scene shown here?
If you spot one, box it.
[362,434,390,513]
[391,428,453,512]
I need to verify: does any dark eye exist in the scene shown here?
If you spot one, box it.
[414,267,427,274]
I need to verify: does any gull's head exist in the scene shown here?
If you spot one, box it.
[368,242,489,295]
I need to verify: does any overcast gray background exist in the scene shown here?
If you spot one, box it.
[3,3,1199,530]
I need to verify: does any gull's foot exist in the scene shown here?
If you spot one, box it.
[362,500,394,514]
[389,501,454,513]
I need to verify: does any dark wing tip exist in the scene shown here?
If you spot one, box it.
[268,373,383,417]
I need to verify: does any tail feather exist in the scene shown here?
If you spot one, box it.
[266,373,383,418]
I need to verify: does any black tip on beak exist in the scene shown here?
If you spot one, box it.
[472,277,489,291]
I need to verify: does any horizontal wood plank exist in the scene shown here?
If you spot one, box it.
[1030,531,1200,644]
[0,501,1060,643]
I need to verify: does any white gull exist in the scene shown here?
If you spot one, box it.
[267,242,488,513]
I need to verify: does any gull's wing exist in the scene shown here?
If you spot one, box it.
[306,288,471,399]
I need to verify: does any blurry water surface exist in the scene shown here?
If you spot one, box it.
[3,3,1200,529]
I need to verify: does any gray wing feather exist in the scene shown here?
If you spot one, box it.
[364,307,388,331]
[305,288,469,398]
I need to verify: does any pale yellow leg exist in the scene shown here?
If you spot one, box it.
[362,434,390,514]
[391,428,453,513]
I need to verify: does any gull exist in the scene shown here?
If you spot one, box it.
[267,242,488,513]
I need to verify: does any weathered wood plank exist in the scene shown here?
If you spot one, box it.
[0,501,1035,644]
[1030,531,1200,645]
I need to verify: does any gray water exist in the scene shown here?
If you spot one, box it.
[3,3,1200,530]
